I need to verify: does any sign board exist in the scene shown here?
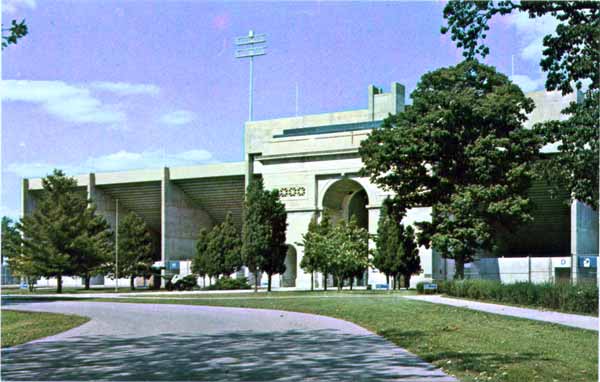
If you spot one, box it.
[423,283,438,291]
[19,282,28,290]
[578,256,597,269]
[375,284,389,290]
[167,261,180,272]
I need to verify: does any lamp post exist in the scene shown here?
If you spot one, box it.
[115,198,119,292]
[235,30,267,121]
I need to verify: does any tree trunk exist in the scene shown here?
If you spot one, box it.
[349,277,354,291]
[386,274,390,290]
[267,274,272,292]
[27,276,34,292]
[130,275,135,290]
[404,274,411,289]
[454,256,465,280]
[203,275,206,288]
[254,270,259,292]
[323,272,328,291]
[310,272,314,291]
[337,275,343,291]
[56,274,62,293]
[84,274,91,290]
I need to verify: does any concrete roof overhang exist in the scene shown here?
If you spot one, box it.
[173,175,245,229]
[97,181,162,231]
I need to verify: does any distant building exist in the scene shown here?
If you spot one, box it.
[22,83,598,289]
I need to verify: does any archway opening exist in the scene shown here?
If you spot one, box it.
[322,178,369,287]
[281,245,297,288]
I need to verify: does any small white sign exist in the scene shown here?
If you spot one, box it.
[583,258,591,268]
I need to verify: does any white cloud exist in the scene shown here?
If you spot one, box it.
[160,110,196,126]
[3,0,36,14]
[1,80,125,125]
[506,12,559,62]
[90,81,160,96]
[6,149,215,178]
[510,74,545,92]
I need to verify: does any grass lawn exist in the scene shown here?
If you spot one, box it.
[1,310,89,348]
[96,291,597,382]
[1,287,161,295]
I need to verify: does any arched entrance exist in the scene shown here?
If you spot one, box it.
[322,178,369,228]
[321,178,369,287]
[281,245,297,287]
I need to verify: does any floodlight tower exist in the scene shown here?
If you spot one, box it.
[235,30,267,121]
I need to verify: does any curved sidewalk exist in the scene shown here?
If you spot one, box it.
[404,295,598,331]
[2,300,457,381]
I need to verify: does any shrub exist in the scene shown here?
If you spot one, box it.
[164,274,198,291]
[204,276,251,290]
[439,279,598,315]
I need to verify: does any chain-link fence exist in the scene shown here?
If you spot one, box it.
[438,255,598,286]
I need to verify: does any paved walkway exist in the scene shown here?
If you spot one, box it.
[2,300,456,381]
[404,295,598,331]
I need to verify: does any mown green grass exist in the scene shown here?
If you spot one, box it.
[97,292,598,382]
[1,287,159,295]
[1,310,89,348]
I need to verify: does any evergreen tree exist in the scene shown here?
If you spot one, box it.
[192,228,210,286]
[16,170,93,293]
[261,188,288,292]
[372,204,398,289]
[242,179,269,291]
[317,212,333,291]
[71,207,114,289]
[360,61,541,278]
[442,1,599,209]
[242,179,288,292]
[117,212,154,290]
[398,225,421,288]
[2,216,36,289]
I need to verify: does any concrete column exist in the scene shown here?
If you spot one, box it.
[162,167,213,265]
[21,179,36,218]
[285,210,315,289]
[88,173,118,230]
[367,206,385,288]
[391,82,405,114]
[570,200,599,256]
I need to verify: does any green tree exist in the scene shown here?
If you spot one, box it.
[71,207,114,289]
[261,188,288,292]
[2,216,37,289]
[442,1,599,209]
[298,214,320,291]
[205,212,242,280]
[117,212,154,290]
[398,225,421,288]
[242,179,269,292]
[360,61,541,279]
[328,217,369,291]
[372,203,400,289]
[16,170,93,293]
[241,179,288,292]
[192,228,210,286]
[2,19,27,49]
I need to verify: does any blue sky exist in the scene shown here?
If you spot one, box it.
[1,0,557,219]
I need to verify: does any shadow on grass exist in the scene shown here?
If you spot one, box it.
[377,328,551,375]
[2,329,456,381]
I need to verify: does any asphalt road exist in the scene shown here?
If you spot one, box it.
[2,300,456,381]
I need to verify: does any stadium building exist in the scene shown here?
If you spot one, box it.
[21,82,599,288]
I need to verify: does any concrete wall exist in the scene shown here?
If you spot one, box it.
[162,168,213,262]
[571,201,599,256]
[439,256,572,284]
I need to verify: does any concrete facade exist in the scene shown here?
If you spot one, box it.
[20,83,598,289]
